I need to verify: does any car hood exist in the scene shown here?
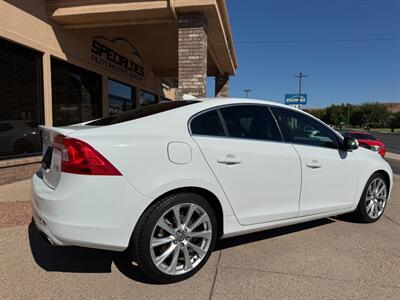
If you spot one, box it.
[355,146,385,160]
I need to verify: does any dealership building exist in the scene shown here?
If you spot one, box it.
[0,0,237,184]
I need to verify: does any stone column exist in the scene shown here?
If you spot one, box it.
[215,73,229,97]
[178,13,207,99]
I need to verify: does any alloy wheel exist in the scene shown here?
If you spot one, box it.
[149,203,213,275]
[365,178,387,219]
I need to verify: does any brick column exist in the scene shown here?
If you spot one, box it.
[215,73,229,97]
[178,13,207,99]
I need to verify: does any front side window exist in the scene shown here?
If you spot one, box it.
[219,105,282,141]
[190,110,226,137]
[271,107,339,149]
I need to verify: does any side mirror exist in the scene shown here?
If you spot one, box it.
[343,137,359,151]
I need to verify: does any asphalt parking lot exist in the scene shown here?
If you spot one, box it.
[372,132,400,155]
[0,174,399,299]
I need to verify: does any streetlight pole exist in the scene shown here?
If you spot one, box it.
[244,89,252,98]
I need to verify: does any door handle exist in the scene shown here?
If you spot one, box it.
[217,154,241,165]
[306,160,322,169]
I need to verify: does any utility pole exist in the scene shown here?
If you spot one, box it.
[347,103,350,128]
[294,72,308,104]
[244,89,252,98]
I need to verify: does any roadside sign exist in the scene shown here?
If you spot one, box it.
[285,94,307,105]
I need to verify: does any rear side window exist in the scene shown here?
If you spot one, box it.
[190,110,226,137]
[87,100,198,126]
[220,105,282,141]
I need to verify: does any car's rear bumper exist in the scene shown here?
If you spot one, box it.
[31,171,151,251]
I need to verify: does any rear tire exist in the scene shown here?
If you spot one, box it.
[132,192,217,283]
[352,173,388,223]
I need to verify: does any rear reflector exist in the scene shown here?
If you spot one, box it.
[53,135,121,176]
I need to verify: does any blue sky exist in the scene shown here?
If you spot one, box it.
[208,0,400,108]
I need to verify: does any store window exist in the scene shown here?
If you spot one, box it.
[160,96,172,103]
[108,79,136,115]
[51,58,102,126]
[0,38,43,159]
[140,90,157,106]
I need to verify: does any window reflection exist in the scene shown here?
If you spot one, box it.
[108,79,135,115]
[52,59,102,126]
[0,38,43,159]
[140,90,157,106]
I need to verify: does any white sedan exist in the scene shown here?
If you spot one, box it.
[32,98,393,283]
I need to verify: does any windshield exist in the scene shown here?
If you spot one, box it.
[87,100,199,126]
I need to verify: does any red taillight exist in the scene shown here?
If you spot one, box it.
[52,135,121,176]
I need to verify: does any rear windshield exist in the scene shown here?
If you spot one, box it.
[87,100,199,126]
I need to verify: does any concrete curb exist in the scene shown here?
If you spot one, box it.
[386,152,400,161]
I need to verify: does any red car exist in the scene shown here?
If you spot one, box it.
[341,131,386,157]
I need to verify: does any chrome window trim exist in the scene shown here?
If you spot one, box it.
[188,103,345,151]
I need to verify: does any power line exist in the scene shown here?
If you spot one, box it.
[236,38,400,44]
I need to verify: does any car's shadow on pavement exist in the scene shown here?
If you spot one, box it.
[28,218,334,284]
[27,222,156,284]
[215,218,334,251]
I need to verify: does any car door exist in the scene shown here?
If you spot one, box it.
[270,107,358,216]
[190,104,301,225]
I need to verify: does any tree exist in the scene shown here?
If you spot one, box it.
[388,112,400,132]
[308,102,391,129]
[307,108,326,121]
[355,102,390,128]
[324,103,351,127]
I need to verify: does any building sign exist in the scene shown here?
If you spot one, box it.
[90,36,145,81]
[285,94,308,105]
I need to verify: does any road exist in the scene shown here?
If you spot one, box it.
[1,178,400,299]
[371,132,400,154]
[386,158,400,175]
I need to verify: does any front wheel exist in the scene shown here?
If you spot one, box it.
[352,173,389,223]
[132,193,217,283]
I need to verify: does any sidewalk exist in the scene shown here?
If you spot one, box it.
[0,179,32,229]
[386,152,400,161]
